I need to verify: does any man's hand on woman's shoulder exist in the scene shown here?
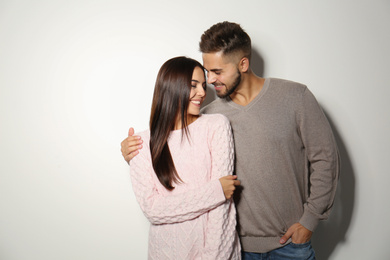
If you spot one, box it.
[121,127,143,164]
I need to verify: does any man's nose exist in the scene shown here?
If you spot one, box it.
[207,74,216,85]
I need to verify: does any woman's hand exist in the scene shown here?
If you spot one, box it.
[219,175,241,199]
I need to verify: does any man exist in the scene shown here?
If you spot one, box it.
[121,22,339,259]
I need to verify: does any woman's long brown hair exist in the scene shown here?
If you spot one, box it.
[149,57,204,190]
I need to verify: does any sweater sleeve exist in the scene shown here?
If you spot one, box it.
[203,116,240,259]
[297,87,340,231]
[129,141,226,225]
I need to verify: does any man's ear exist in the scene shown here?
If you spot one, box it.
[239,57,250,73]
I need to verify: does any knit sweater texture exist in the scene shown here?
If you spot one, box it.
[202,78,340,253]
[130,114,241,259]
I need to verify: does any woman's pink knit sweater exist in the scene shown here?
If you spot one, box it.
[130,114,241,259]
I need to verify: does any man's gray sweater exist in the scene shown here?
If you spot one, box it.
[202,78,340,253]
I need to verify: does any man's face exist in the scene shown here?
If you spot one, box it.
[202,51,241,99]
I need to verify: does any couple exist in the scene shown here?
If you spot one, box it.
[123,22,340,260]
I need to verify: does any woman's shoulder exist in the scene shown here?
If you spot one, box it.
[129,129,151,166]
[135,129,150,140]
[134,129,151,153]
[202,114,230,126]
[199,113,230,125]
[198,114,231,133]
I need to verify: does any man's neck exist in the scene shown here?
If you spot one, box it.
[230,71,265,106]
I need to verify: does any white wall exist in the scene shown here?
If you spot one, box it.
[1,0,389,259]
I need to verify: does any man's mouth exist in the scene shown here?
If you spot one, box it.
[214,84,224,90]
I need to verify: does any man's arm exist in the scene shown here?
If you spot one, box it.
[121,127,143,164]
[281,87,340,245]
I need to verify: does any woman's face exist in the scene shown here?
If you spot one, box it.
[187,66,206,116]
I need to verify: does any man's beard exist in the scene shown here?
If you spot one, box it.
[216,70,241,99]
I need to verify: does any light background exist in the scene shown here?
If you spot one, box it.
[1,0,389,259]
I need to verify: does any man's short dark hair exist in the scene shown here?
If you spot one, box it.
[199,21,251,60]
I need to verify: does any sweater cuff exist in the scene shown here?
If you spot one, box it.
[299,210,320,232]
[212,179,227,204]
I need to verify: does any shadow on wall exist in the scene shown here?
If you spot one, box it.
[312,110,356,260]
[201,48,264,108]
[202,84,217,108]
[251,47,264,78]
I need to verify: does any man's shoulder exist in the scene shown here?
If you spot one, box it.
[201,98,230,114]
[269,78,307,91]
[267,78,310,100]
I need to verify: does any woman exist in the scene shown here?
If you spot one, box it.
[129,56,241,259]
